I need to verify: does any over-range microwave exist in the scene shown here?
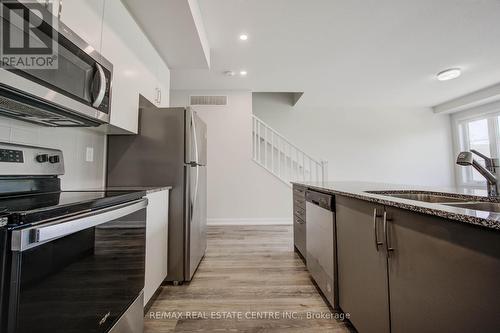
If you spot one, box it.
[0,1,112,127]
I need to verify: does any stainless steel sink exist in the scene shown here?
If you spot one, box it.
[366,191,500,213]
[444,202,500,213]
[366,191,469,204]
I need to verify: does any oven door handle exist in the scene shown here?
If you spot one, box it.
[12,198,148,252]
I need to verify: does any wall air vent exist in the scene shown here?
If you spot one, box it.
[190,95,228,106]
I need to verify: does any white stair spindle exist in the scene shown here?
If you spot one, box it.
[271,131,274,173]
[309,158,313,182]
[250,115,327,186]
[278,137,281,178]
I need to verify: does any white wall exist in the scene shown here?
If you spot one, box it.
[171,90,292,224]
[253,93,455,187]
[0,118,106,189]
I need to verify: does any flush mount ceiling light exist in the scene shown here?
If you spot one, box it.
[436,68,462,81]
[239,34,248,41]
[240,70,247,76]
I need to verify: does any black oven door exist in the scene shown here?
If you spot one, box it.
[7,199,147,333]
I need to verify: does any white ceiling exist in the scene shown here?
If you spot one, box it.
[123,0,210,69]
[169,0,500,108]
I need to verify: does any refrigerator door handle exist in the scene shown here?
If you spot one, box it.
[192,165,199,222]
[191,111,199,164]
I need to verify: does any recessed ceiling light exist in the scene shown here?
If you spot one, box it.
[240,70,247,76]
[239,34,248,41]
[436,68,461,81]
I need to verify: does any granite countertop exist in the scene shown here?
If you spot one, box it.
[292,181,500,231]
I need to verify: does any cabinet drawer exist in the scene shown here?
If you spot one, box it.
[293,196,306,208]
[293,186,306,198]
[294,215,306,258]
[294,206,306,221]
[294,214,305,225]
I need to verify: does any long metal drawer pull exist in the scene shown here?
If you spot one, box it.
[11,199,148,251]
[383,211,395,256]
[373,208,383,251]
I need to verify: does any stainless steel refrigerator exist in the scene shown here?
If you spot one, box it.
[106,102,207,283]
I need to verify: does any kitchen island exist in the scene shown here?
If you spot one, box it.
[293,181,500,333]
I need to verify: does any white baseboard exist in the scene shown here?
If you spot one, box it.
[207,218,293,226]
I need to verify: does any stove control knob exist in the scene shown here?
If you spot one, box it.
[49,155,60,164]
[36,154,49,163]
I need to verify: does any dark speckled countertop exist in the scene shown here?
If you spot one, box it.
[292,181,500,231]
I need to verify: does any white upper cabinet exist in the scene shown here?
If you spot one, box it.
[59,0,104,52]
[101,0,143,133]
[156,57,171,107]
[33,0,61,18]
[100,0,170,134]
[35,0,103,53]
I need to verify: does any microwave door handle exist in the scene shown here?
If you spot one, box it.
[92,63,106,108]
[15,199,148,251]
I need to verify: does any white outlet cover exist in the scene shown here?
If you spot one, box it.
[85,147,94,162]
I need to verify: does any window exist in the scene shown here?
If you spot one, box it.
[457,112,500,186]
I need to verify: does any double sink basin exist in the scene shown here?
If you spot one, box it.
[366,191,500,213]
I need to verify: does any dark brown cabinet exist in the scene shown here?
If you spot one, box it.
[336,195,500,333]
[292,184,307,259]
[387,207,500,333]
[336,196,389,333]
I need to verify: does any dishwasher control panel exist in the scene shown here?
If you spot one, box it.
[305,190,334,211]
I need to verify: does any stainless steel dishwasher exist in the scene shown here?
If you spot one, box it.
[306,190,337,308]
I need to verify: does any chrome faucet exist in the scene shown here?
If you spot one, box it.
[456,150,499,197]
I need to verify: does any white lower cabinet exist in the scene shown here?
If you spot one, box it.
[144,189,170,305]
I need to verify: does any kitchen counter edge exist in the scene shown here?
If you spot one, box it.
[292,181,500,231]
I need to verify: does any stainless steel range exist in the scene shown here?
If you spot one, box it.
[0,142,147,333]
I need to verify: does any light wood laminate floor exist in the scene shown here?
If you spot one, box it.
[144,225,354,332]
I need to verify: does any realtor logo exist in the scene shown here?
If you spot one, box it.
[0,0,58,69]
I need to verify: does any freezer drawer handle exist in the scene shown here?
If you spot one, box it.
[12,199,148,251]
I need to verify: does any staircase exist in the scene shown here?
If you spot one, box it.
[252,115,328,186]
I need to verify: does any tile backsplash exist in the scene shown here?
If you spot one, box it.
[0,117,106,189]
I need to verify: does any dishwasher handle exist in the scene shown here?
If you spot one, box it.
[306,190,334,211]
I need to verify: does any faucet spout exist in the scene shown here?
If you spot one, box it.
[471,160,497,186]
[456,151,499,197]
